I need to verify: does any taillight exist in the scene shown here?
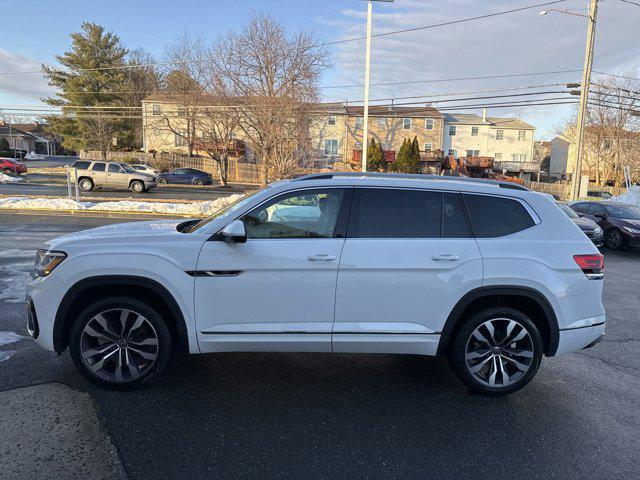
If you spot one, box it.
[574,254,604,279]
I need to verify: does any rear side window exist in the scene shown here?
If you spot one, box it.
[463,194,535,238]
[348,189,470,238]
[72,161,91,170]
[91,162,106,172]
[572,202,591,214]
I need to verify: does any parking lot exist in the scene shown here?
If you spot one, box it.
[1,213,639,480]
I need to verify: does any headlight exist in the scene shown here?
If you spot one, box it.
[594,226,603,234]
[34,249,67,277]
[623,226,640,235]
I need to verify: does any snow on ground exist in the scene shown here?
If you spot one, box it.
[0,194,244,216]
[0,173,24,183]
[610,186,640,207]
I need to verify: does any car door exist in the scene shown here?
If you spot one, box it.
[333,188,482,355]
[173,168,190,184]
[584,203,607,227]
[194,187,351,353]
[106,163,128,188]
[89,162,107,186]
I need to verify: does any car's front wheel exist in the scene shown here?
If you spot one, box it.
[605,228,624,250]
[130,180,145,193]
[449,307,543,396]
[78,178,94,191]
[69,297,172,390]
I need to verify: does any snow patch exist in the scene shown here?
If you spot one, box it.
[0,194,244,216]
[610,187,640,207]
[0,173,24,183]
[0,331,24,347]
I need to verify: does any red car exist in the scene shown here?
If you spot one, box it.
[0,157,27,175]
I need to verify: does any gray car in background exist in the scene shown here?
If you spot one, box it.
[71,160,158,193]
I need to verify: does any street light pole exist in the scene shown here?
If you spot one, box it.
[360,0,393,172]
[571,0,599,200]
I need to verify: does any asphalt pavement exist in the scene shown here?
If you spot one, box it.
[1,213,639,480]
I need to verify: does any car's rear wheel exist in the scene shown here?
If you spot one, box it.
[193,179,204,186]
[130,180,145,193]
[158,177,168,184]
[79,178,94,191]
[449,307,543,396]
[69,297,172,390]
[605,228,624,250]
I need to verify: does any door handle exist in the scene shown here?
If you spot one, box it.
[431,254,460,262]
[307,254,336,262]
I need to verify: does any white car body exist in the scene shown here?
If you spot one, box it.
[131,164,160,176]
[26,173,606,393]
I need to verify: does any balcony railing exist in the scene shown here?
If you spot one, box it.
[494,161,540,173]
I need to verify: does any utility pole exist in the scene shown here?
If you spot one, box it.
[571,0,599,200]
[361,0,393,172]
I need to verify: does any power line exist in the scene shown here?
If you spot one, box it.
[618,0,640,7]
[0,0,567,76]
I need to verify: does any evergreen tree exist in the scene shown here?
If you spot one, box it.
[391,137,421,174]
[367,137,386,172]
[42,23,131,160]
[390,138,409,172]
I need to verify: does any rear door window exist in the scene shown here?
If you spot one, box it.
[108,164,124,173]
[91,162,106,172]
[349,189,445,238]
[463,194,535,238]
[572,202,591,214]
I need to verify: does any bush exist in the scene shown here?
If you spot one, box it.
[367,138,386,172]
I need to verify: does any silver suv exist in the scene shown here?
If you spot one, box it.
[71,160,158,193]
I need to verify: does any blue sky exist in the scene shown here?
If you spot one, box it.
[2,0,639,138]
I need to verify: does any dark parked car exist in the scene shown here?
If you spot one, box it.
[157,168,213,186]
[557,202,603,247]
[0,157,27,175]
[570,201,640,250]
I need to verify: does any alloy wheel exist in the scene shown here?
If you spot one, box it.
[80,308,159,383]
[464,318,535,388]
[80,179,92,191]
[131,181,144,192]
[606,230,623,249]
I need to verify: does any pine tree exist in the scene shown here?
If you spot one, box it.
[390,138,408,172]
[367,137,386,172]
[391,137,421,174]
[42,23,131,160]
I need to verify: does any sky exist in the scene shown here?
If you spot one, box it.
[1,0,639,139]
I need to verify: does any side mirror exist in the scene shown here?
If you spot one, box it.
[220,220,246,243]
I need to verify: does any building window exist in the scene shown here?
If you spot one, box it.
[355,117,363,130]
[496,129,504,141]
[471,126,479,137]
[495,153,502,160]
[403,118,412,130]
[449,125,457,136]
[377,117,386,128]
[466,150,480,157]
[448,149,456,157]
[327,115,336,126]
[424,142,433,152]
[324,139,339,156]
[518,130,526,141]
[512,154,527,162]
[152,103,161,116]
[174,132,187,147]
[177,107,187,117]
[425,118,434,130]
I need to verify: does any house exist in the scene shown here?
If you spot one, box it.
[0,124,36,153]
[443,109,537,178]
[309,105,444,170]
[10,122,60,155]
[550,127,640,184]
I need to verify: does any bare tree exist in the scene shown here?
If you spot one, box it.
[212,13,331,185]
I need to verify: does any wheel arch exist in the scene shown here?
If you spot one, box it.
[437,286,560,357]
[53,275,189,355]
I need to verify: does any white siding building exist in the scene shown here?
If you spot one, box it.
[442,110,536,174]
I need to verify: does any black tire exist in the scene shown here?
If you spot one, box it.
[158,177,168,184]
[193,179,204,186]
[130,180,145,193]
[78,178,94,192]
[69,297,172,390]
[448,307,543,396]
[605,228,624,250]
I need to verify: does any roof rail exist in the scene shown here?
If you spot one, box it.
[292,172,529,191]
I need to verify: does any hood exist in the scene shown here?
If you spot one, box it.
[571,217,599,231]
[45,219,186,249]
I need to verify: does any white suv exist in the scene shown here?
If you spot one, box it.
[26,173,606,395]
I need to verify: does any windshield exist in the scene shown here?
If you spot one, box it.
[606,204,640,220]
[557,203,579,219]
[119,163,136,173]
[185,186,269,233]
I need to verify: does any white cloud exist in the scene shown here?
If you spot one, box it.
[318,0,640,138]
[0,48,52,116]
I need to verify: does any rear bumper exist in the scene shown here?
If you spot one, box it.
[554,322,606,356]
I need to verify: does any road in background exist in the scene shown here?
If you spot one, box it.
[21,155,78,168]
[1,213,639,480]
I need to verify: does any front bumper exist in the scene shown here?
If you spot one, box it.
[555,322,606,356]
[25,274,66,352]
[144,181,158,189]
